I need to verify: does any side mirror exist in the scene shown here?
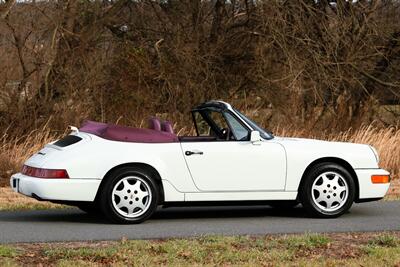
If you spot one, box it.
[250,131,262,144]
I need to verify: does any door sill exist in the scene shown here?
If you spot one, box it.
[184,191,297,201]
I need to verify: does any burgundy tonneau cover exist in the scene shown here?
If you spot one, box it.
[80,121,179,143]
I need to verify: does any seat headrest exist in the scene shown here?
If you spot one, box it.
[148,117,161,131]
[161,121,174,134]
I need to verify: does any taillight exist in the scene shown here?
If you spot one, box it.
[21,165,69,179]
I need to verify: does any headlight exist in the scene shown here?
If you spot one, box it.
[369,146,379,164]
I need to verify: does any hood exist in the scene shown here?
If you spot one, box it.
[274,136,361,147]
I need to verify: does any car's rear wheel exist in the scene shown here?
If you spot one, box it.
[99,167,159,224]
[300,163,355,218]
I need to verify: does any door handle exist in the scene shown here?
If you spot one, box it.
[185,150,203,156]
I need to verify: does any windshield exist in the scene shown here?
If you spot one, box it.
[233,108,274,140]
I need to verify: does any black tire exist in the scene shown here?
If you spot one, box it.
[299,163,355,218]
[268,200,299,210]
[99,167,160,224]
[76,202,99,214]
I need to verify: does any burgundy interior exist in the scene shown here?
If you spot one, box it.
[161,121,174,134]
[80,120,178,143]
[148,117,161,131]
[80,118,218,143]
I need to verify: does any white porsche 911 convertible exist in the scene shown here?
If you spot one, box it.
[11,101,390,223]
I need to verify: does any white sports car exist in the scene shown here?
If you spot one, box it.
[11,101,390,223]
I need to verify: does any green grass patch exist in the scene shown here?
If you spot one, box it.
[362,233,400,257]
[280,233,331,250]
[369,233,399,247]
[0,245,19,257]
[42,234,332,266]
[5,232,400,266]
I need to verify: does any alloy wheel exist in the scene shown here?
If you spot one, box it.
[111,176,152,218]
[311,171,349,212]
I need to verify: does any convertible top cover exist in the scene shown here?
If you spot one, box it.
[80,120,179,143]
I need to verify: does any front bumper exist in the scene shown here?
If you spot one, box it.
[355,169,390,200]
[10,173,101,202]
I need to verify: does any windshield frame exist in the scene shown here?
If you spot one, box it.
[233,108,274,140]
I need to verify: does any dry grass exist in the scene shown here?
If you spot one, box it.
[0,124,399,188]
[336,126,400,180]
[0,187,66,211]
[0,122,62,186]
[1,232,400,266]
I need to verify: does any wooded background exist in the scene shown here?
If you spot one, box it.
[0,0,399,135]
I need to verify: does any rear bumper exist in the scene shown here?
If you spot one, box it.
[355,169,390,200]
[10,173,101,202]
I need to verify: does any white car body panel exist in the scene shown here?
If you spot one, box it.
[185,191,297,201]
[275,137,379,191]
[180,141,286,191]
[356,169,390,199]
[10,101,390,206]
[11,173,100,202]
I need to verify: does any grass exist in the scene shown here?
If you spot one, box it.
[0,124,61,186]
[280,233,331,249]
[0,188,67,211]
[0,246,19,267]
[367,234,399,248]
[0,246,18,257]
[1,232,400,266]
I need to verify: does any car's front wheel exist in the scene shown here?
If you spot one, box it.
[99,167,159,224]
[300,163,355,218]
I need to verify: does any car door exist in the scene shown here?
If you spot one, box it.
[180,109,286,192]
[180,140,286,191]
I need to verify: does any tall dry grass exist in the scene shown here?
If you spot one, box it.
[0,124,63,185]
[335,126,400,179]
[0,124,398,186]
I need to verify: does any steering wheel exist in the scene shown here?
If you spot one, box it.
[221,128,231,140]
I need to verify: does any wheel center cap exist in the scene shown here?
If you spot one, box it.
[328,190,333,193]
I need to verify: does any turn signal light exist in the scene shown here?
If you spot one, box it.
[22,165,69,179]
[371,175,390,184]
